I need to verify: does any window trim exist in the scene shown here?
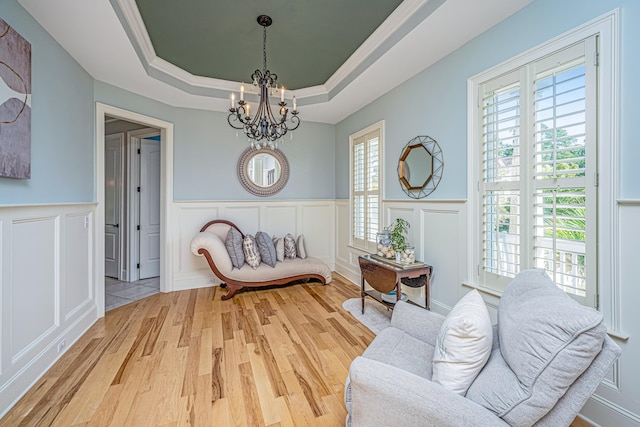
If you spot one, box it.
[349,120,384,251]
[467,9,618,317]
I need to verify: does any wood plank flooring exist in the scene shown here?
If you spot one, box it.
[1,275,375,426]
[1,274,592,426]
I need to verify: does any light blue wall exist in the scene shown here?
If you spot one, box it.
[95,82,336,201]
[0,1,94,205]
[335,0,640,200]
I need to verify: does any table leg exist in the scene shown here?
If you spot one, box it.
[361,277,365,314]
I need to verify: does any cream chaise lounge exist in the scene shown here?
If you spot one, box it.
[190,219,332,299]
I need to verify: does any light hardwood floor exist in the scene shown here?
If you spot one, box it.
[1,274,592,426]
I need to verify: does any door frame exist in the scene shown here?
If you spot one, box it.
[95,103,174,317]
[104,132,125,280]
[126,128,161,282]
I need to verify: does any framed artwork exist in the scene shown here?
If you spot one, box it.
[0,17,31,179]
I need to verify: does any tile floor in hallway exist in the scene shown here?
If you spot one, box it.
[105,276,160,311]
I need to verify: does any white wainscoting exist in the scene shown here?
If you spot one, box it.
[171,200,336,291]
[0,203,98,418]
[334,199,468,316]
[579,200,640,427]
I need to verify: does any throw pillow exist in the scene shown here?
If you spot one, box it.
[284,233,297,259]
[242,234,261,269]
[255,231,277,268]
[272,236,285,262]
[296,234,307,259]
[432,289,493,395]
[225,227,245,269]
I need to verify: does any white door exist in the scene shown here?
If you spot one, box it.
[139,138,161,279]
[105,134,124,279]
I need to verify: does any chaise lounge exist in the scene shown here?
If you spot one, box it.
[191,219,332,299]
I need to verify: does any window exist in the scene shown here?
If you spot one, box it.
[472,36,598,307]
[350,122,383,252]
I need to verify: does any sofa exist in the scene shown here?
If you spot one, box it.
[190,219,332,299]
[345,269,621,427]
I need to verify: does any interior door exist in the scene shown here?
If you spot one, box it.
[105,133,124,279]
[139,138,161,279]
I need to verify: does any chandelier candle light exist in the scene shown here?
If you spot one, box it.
[228,15,300,149]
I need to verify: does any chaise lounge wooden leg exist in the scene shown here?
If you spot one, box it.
[221,284,241,300]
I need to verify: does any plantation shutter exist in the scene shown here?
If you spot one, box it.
[531,39,597,305]
[352,129,380,251]
[480,69,524,290]
[478,36,597,305]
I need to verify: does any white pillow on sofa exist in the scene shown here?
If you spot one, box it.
[432,289,493,395]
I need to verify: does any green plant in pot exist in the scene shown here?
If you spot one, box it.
[387,218,410,256]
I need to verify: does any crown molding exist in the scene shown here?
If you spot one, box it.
[110,0,437,105]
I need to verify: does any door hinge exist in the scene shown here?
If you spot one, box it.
[595,293,600,310]
[594,172,599,187]
[594,52,599,67]
[137,186,141,192]
[137,225,140,231]
[137,148,141,154]
[137,263,140,269]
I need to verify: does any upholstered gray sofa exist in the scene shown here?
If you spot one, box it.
[345,269,621,427]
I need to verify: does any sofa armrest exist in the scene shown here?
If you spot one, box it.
[348,357,508,427]
[190,231,233,273]
[390,301,445,345]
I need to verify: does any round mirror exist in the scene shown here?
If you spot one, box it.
[237,147,289,196]
[247,152,282,187]
[397,136,443,199]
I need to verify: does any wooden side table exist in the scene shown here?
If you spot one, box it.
[358,254,433,313]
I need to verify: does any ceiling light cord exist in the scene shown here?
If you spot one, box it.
[228,15,300,149]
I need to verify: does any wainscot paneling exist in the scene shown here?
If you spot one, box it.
[171,200,336,291]
[579,201,640,427]
[334,199,468,315]
[0,203,98,418]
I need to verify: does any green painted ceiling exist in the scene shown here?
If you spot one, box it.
[135,0,404,90]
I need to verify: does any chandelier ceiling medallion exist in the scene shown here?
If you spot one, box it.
[228,15,300,149]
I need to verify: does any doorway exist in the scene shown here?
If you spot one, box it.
[104,121,161,310]
[95,103,174,317]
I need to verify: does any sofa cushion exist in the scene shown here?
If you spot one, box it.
[242,234,261,269]
[256,231,277,267]
[362,327,435,380]
[225,227,245,269]
[465,269,606,426]
[272,237,285,262]
[284,233,297,259]
[296,234,307,259]
[432,289,492,395]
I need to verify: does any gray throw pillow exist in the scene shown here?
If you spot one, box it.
[256,231,277,267]
[272,236,285,262]
[242,234,261,269]
[284,233,297,259]
[225,227,244,269]
[296,234,307,259]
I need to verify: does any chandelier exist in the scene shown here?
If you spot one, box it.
[228,15,300,149]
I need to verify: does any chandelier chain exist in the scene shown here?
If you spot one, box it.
[263,26,267,73]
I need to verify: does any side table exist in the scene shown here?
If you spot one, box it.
[358,254,433,313]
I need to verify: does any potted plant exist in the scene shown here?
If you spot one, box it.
[387,218,413,263]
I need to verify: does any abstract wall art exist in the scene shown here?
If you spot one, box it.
[0,17,31,179]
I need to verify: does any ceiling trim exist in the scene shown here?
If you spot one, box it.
[17,0,533,123]
[109,0,442,106]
